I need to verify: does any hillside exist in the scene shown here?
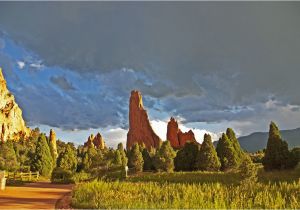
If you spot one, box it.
[238,128,300,152]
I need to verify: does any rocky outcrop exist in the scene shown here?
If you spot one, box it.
[49,129,58,160]
[84,133,106,149]
[127,90,161,150]
[0,67,30,142]
[167,117,197,148]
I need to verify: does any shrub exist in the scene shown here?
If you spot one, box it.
[51,167,74,184]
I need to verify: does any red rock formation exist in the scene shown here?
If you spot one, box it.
[167,117,197,148]
[127,90,161,150]
[93,133,106,150]
[167,117,180,148]
[84,133,106,149]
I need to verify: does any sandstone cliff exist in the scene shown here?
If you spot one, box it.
[84,132,106,149]
[0,68,30,142]
[167,117,197,148]
[49,129,58,160]
[127,90,161,150]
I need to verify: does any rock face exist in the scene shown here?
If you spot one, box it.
[127,90,161,150]
[84,133,106,149]
[0,68,30,142]
[167,117,197,148]
[49,129,58,160]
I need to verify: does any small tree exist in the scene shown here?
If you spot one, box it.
[226,128,245,162]
[216,133,238,171]
[128,143,144,172]
[0,141,19,172]
[154,141,176,172]
[142,147,155,171]
[117,143,128,167]
[57,144,78,172]
[196,134,221,171]
[263,122,290,170]
[239,155,258,183]
[174,142,199,171]
[32,134,54,176]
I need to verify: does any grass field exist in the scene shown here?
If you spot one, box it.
[71,165,300,209]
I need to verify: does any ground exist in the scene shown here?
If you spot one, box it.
[0,181,73,209]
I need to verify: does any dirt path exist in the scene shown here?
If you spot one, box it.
[0,182,73,209]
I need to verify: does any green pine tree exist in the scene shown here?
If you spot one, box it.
[0,141,19,172]
[128,143,144,172]
[117,143,128,167]
[216,133,238,171]
[32,134,54,176]
[142,147,155,171]
[174,142,199,171]
[226,128,245,162]
[196,134,221,171]
[154,141,176,172]
[263,122,290,170]
[57,144,78,172]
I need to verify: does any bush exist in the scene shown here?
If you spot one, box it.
[51,167,74,184]
[72,172,91,183]
[239,155,258,183]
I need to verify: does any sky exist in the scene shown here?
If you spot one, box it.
[0,2,300,147]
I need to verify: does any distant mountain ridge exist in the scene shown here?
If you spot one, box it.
[238,128,300,152]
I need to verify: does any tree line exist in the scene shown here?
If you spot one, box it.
[0,122,299,180]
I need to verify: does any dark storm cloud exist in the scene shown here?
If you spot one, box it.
[50,75,76,91]
[0,2,300,131]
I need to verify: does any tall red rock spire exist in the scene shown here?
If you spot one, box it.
[167,117,198,148]
[127,90,161,150]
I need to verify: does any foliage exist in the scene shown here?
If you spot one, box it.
[0,141,19,171]
[128,143,144,172]
[226,128,245,162]
[249,150,265,163]
[72,179,300,209]
[216,133,239,170]
[117,143,128,167]
[72,172,91,183]
[57,144,78,172]
[196,134,221,171]
[32,134,53,176]
[239,155,258,183]
[263,122,295,170]
[142,147,155,171]
[154,141,176,172]
[174,142,199,171]
[51,167,74,184]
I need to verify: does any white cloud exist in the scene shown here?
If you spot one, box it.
[17,61,25,69]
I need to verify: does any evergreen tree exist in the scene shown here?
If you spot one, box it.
[226,128,245,162]
[174,142,199,171]
[239,154,258,183]
[113,150,122,166]
[117,143,128,167]
[263,122,290,170]
[142,147,155,171]
[128,143,144,172]
[154,141,176,172]
[216,133,238,170]
[32,134,54,176]
[196,134,221,171]
[0,141,19,172]
[57,144,78,172]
